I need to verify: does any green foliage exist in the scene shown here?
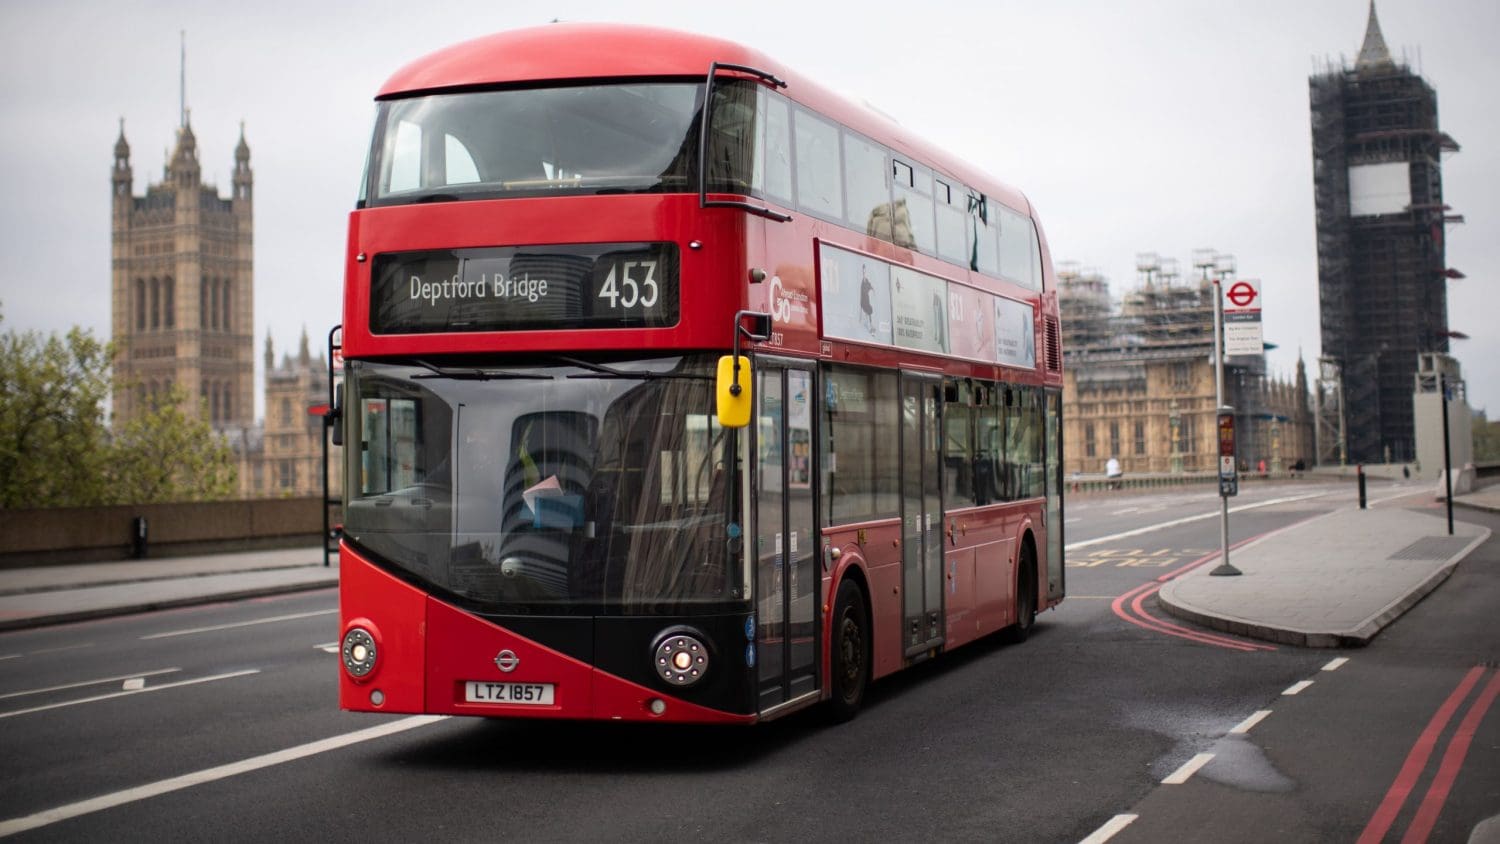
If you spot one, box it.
[108,386,238,503]
[0,310,238,508]
[0,315,115,508]
[1474,410,1500,462]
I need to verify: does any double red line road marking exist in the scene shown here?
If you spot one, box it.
[1110,537,1277,653]
[1357,665,1500,843]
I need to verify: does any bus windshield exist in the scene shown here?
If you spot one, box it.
[366,82,709,204]
[344,354,744,613]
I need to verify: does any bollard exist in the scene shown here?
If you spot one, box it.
[1357,465,1367,510]
[131,516,149,559]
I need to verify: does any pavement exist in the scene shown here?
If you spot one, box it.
[0,547,338,632]
[0,485,1497,645]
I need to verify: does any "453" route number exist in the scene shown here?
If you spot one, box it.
[597,260,660,310]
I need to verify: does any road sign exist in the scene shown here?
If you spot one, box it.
[1226,281,1258,309]
[1222,277,1264,356]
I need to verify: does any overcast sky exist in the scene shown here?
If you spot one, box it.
[1,0,1495,419]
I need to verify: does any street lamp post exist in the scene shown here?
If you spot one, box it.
[1169,401,1182,475]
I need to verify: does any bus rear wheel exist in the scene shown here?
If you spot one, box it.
[1003,544,1037,644]
[827,578,869,723]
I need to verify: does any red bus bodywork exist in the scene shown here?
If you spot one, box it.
[339,23,1063,725]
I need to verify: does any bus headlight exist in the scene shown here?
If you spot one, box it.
[653,630,709,687]
[342,627,378,678]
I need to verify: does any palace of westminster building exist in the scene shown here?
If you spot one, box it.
[111,117,337,499]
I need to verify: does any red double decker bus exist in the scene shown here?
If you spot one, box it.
[336,23,1065,725]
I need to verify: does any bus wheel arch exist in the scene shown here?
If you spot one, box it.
[826,569,871,722]
[1004,532,1038,644]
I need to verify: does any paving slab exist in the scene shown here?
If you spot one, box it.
[1159,507,1490,647]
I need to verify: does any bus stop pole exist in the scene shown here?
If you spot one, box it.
[1210,274,1241,577]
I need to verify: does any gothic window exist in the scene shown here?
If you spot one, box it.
[135,279,146,331]
[280,398,292,427]
[200,277,208,328]
[149,278,160,330]
[209,279,220,331]
[163,277,175,329]
[222,278,232,332]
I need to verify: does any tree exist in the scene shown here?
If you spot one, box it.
[108,386,237,503]
[0,313,114,508]
[1,307,238,508]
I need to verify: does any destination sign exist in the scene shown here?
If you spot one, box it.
[370,242,679,334]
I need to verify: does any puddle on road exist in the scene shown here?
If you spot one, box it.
[1126,706,1295,793]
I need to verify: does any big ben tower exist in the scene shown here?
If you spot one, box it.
[110,111,254,432]
[1309,2,1461,463]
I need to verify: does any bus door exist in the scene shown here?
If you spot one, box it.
[1045,389,1065,601]
[901,371,944,655]
[753,361,820,714]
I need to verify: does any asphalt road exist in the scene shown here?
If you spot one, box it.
[1,478,1495,842]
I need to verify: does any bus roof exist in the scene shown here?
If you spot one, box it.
[377,23,1035,218]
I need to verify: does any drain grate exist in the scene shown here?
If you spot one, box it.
[1387,536,1472,561]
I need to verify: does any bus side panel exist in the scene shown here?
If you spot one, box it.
[942,546,977,648]
[974,512,1020,635]
[340,545,429,714]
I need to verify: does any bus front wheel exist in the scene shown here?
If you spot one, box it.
[827,577,870,722]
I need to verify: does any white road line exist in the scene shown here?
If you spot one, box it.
[1283,680,1314,696]
[1064,492,1330,551]
[0,668,181,701]
[140,609,337,640]
[0,670,259,720]
[1322,657,1349,672]
[0,655,22,662]
[315,643,339,654]
[1078,814,1138,844]
[121,678,145,691]
[25,644,94,656]
[1162,753,1215,784]
[0,715,446,838]
[1230,710,1273,735]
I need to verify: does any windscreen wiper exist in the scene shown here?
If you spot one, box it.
[555,355,710,381]
[410,359,552,381]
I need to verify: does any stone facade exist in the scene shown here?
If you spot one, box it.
[112,120,339,501]
[111,119,253,430]
[1058,263,1315,478]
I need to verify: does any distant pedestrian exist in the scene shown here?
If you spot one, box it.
[1105,457,1122,490]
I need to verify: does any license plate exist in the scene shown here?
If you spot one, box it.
[464,681,555,705]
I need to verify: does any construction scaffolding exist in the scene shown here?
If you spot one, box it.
[1059,252,1313,476]
[1308,3,1461,464]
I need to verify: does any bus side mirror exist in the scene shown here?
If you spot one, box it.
[716,355,752,429]
[329,383,345,447]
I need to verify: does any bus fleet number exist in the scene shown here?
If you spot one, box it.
[598,260,659,310]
